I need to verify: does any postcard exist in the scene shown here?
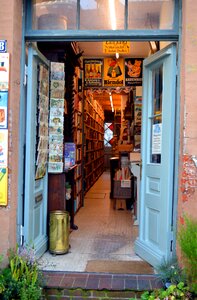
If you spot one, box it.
[51,80,65,91]
[50,98,64,108]
[48,152,63,163]
[48,162,63,174]
[39,122,48,137]
[39,94,49,110]
[49,107,64,118]
[49,116,64,127]
[38,137,48,150]
[35,163,47,180]
[50,89,65,99]
[49,125,63,135]
[51,62,64,73]
[39,109,49,123]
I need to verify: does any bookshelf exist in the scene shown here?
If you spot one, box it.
[84,91,104,193]
[72,67,83,212]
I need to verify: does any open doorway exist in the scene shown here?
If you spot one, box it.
[23,39,177,273]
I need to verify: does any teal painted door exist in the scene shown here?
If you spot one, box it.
[24,45,49,257]
[135,43,177,267]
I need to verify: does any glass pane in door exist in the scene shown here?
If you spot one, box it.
[150,65,163,164]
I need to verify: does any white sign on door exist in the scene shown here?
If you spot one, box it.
[152,123,162,154]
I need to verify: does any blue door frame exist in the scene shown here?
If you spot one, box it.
[17,0,182,260]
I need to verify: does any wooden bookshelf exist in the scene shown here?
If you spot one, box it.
[72,67,83,212]
[84,91,104,193]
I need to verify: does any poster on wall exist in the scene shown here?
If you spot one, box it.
[83,59,103,87]
[0,91,8,128]
[0,168,8,206]
[125,58,143,86]
[0,53,9,91]
[103,57,124,87]
[0,129,8,167]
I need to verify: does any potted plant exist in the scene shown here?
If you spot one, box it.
[155,256,186,288]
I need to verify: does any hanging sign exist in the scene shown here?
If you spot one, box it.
[103,41,130,54]
[0,167,8,206]
[0,53,9,90]
[103,57,124,87]
[83,59,103,87]
[125,58,144,86]
[0,40,7,53]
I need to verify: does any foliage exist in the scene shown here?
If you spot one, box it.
[177,215,197,292]
[155,256,186,286]
[0,245,43,300]
[130,282,193,300]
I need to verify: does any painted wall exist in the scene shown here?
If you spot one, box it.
[0,0,22,260]
[178,0,197,226]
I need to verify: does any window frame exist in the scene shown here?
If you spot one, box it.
[25,0,180,42]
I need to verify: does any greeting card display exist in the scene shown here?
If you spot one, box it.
[48,62,65,173]
[35,64,50,179]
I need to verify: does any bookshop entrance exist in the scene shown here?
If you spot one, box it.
[23,39,177,271]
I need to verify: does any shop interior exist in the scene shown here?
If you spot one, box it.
[35,40,162,272]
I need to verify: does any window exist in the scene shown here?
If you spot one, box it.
[104,123,114,147]
[30,0,176,32]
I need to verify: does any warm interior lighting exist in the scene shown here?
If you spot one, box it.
[109,94,114,112]
[115,52,119,59]
[108,0,117,30]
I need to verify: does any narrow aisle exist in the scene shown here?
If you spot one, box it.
[39,171,141,272]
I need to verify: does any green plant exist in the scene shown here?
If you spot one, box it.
[130,282,193,300]
[155,256,186,286]
[178,215,197,292]
[0,245,43,300]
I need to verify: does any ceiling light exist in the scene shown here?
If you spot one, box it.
[115,52,119,59]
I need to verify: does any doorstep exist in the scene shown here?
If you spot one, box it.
[42,271,163,290]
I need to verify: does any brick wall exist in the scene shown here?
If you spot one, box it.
[178,0,197,225]
[0,0,22,260]
[43,288,142,300]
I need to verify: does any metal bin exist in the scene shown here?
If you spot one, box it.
[49,210,70,254]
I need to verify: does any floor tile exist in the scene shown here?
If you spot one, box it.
[39,172,141,272]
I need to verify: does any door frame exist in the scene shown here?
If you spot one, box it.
[18,0,182,261]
